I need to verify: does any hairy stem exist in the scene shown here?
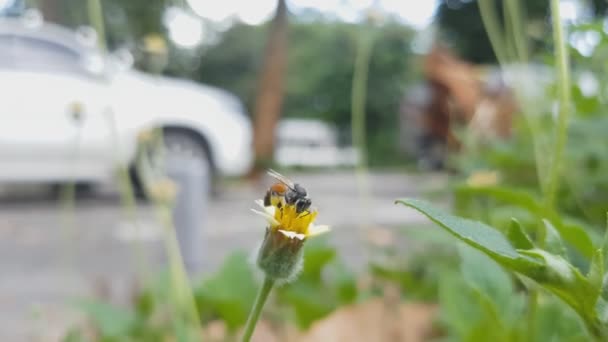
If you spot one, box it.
[241,277,275,342]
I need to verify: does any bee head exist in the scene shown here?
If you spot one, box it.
[293,183,307,197]
[295,197,312,213]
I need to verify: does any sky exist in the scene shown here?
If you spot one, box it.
[165,0,438,47]
[168,0,593,50]
[0,0,437,47]
[0,0,592,53]
[186,0,438,28]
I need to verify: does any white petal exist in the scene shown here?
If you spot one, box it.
[267,206,276,216]
[250,208,279,226]
[254,199,275,216]
[278,229,306,240]
[308,224,330,237]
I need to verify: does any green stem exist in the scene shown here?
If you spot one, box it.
[480,0,547,193]
[86,0,106,52]
[603,213,608,252]
[59,128,82,267]
[505,0,528,62]
[351,25,374,229]
[478,0,508,64]
[529,2,571,340]
[527,290,539,341]
[478,2,566,340]
[501,0,516,61]
[104,111,151,283]
[242,277,275,342]
[545,0,571,211]
[157,204,201,327]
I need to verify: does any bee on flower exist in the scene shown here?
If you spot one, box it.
[251,170,330,282]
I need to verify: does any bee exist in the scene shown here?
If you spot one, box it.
[263,181,289,208]
[265,169,312,214]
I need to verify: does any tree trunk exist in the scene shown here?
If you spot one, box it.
[39,0,63,23]
[250,0,288,178]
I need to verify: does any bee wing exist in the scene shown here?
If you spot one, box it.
[267,168,295,189]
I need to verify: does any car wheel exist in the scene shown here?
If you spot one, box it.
[132,129,213,200]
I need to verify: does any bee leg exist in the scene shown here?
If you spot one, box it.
[263,192,271,207]
[295,198,312,213]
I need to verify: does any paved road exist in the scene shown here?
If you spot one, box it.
[0,170,447,341]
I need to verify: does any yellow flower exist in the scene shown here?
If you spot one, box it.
[251,199,330,240]
[466,170,499,187]
[147,178,178,204]
[252,199,330,281]
[142,34,167,54]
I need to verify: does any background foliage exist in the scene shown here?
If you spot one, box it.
[196,20,415,165]
[34,0,417,166]
[39,0,608,340]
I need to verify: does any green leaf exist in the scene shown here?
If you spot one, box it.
[596,297,608,325]
[438,272,483,338]
[560,221,595,260]
[279,282,336,329]
[395,198,543,273]
[134,289,155,318]
[506,218,534,250]
[196,251,258,331]
[61,328,86,342]
[330,261,358,304]
[459,245,514,313]
[535,297,590,341]
[455,185,594,259]
[454,185,543,217]
[467,289,515,342]
[277,239,356,329]
[396,198,607,337]
[518,249,598,324]
[72,300,135,338]
[588,249,604,293]
[542,219,567,257]
[299,237,336,282]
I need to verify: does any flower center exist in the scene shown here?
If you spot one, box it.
[273,204,317,235]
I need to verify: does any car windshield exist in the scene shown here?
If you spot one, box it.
[0,34,85,75]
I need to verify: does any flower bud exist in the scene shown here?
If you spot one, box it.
[257,228,305,281]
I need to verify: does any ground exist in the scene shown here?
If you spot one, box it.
[0,170,447,341]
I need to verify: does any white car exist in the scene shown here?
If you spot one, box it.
[0,18,253,192]
[274,118,359,168]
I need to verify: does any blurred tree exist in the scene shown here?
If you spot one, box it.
[39,0,61,22]
[34,0,168,49]
[98,0,168,49]
[590,0,608,15]
[436,0,608,64]
[250,0,289,175]
[286,21,415,164]
[435,0,548,63]
[198,19,414,165]
[197,24,266,109]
